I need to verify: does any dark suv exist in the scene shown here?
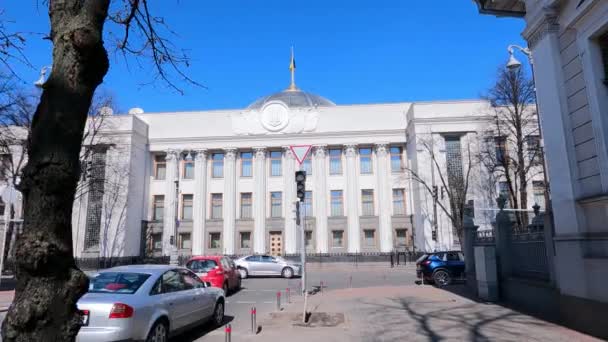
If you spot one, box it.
[416,251,465,286]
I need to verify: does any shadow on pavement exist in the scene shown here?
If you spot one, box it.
[172,315,235,342]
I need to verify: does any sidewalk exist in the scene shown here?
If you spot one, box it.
[231,285,602,342]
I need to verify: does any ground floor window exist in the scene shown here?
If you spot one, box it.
[179,233,191,249]
[364,229,376,247]
[305,230,313,249]
[332,230,344,248]
[209,232,221,249]
[395,229,407,247]
[152,233,162,251]
[240,231,251,249]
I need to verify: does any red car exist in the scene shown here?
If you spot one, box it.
[186,256,241,294]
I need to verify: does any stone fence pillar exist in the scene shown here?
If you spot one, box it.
[494,195,513,282]
[463,212,479,294]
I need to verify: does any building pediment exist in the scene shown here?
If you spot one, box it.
[231,102,320,135]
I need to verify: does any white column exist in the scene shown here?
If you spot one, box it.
[283,146,297,254]
[344,144,360,253]
[163,150,179,256]
[375,143,393,252]
[223,148,237,255]
[192,149,207,255]
[253,147,267,254]
[314,145,329,253]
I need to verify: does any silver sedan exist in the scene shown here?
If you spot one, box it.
[234,255,302,278]
[76,264,225,342]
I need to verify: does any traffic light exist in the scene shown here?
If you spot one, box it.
[295,171,306,201]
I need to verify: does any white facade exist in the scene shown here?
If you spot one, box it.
[474,0,608,329]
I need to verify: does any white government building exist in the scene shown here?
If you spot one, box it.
[0,65,544,259]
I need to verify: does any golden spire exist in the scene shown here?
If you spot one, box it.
[287,46,298,91]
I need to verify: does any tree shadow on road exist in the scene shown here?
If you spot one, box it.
[358,291,555,342]
[171,315,235,342]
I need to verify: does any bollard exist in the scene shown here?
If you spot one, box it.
[251,307,257,334]
[276,291,281,311]
[225,324,232,342]
[349,275,352,288]
[287,287,291,303]
[320,281,323,293]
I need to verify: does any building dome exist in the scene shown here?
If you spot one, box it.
[247,89,335,110]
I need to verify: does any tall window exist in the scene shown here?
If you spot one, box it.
[364,229,376,247]
[330,190,344,216]
[153,195,164,221]
[270,151,282,176]
[332,230,344,248]
[445,136,464,192]
[390,147,402,172]
[209,232,221,249]
[240,232,251,249]
[392,189,406,215]
[152,233,162,251]
[240,193,252,219]
[533,181,545,210]
[303,191,313,216]
[526,135,541,164]
[494,136,507,165]
[302,154,312,175]
[212,153,224,178]
[329,148,342,175]
[395,229,407,247]
[305,231,313,249]
[241,152,253,177]
[361,189,374,216]
[211,193,223,219]
[181,194,193,220]
[499,182,510,207]
[154,155,166,180]
[271,192,282,218]
[360,148,372,174]
[183,159,194,179]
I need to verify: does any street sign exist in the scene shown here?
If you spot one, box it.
[290,145,312,165]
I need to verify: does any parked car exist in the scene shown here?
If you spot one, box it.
[76,265,225,342]
[234,255,302,279]
[416,251,465,286]
[186,256,241,294]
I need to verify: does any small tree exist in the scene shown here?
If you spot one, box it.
[481,66,543,229]
[405,135,476,247]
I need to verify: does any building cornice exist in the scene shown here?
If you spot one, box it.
[522,6,560,48]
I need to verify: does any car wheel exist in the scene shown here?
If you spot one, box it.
[281,267,294,279]
[223,282,229,295]
[239,268,248,279]
[213,301,225,327]
[433,270,451,287]
[146,320,168,342]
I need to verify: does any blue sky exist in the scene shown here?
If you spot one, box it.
[3,1,526,112]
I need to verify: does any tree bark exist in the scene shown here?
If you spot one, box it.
[1,1,110,341]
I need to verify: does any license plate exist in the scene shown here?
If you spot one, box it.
[80,310,90,326]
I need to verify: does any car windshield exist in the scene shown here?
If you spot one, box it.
[187,259,218,272]
[89,272,151,294]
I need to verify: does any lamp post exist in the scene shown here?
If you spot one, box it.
[505,45,553,219]
[170,151,192,265]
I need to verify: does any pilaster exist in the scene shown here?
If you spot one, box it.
[192,149,208,255]
[253,147,267,254]
[344,144,360,252]
[223,148,237,255]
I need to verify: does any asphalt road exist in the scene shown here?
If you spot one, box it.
[0,264,418,341]
[174,264,417,341]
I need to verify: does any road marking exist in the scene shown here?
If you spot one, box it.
[235,301,256,304]
[262,301,273,304]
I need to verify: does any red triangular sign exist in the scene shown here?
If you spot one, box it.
[290,145,312,165]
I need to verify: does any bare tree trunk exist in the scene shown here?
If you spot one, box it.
[1,1,110,341]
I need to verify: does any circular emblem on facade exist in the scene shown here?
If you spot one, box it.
[261,102,289,132]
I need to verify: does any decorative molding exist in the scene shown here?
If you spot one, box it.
[344,144,357,158]
[374,143,389,156]
[165,149,179,161]
[522,8,560,48]
[194,149,208,161]
[283,146,294,159]
[254,147,267,159]
[224,148,237,160]
[313,145,327,158]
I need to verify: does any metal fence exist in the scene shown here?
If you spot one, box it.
[508,217,550,281]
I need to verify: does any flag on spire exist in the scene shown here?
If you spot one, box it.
[289,47,296,71]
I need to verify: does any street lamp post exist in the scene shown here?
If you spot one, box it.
[506,45,553,221]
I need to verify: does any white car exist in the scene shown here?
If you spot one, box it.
[76,264,225,342]
[234,255,302,278]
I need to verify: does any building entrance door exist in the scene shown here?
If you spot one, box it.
[269,232,283,256]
